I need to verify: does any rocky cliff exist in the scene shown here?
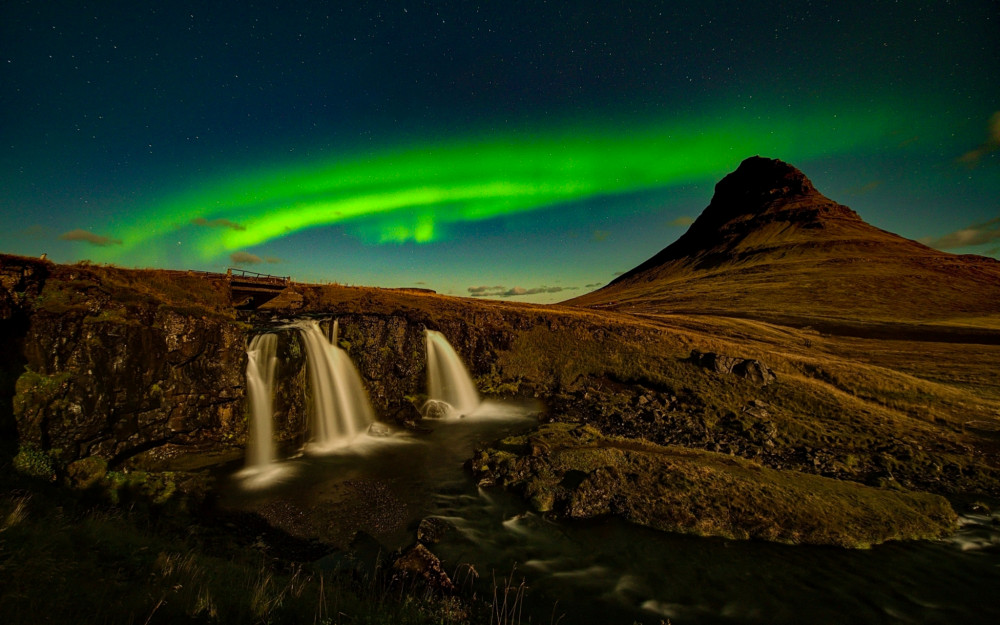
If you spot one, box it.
[0,254,554,470]
[1,255,249,466]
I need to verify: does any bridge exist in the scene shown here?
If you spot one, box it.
[226,268,290,309]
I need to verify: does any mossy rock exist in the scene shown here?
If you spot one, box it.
[472,423,958,548]
[66,456,108,489]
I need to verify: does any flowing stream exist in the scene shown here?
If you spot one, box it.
[221,404,1000,624]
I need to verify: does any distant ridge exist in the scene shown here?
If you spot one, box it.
[567,156,1000,326]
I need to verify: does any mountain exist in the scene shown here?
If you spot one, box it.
[567,156,1000,329]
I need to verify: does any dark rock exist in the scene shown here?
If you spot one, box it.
[392,543,455,593]
[734,359,777,385]
[690,350,776,385]
[969,501,992,515]
[386,401,423,428]
[690,349,741,374]
[416,516,454,545]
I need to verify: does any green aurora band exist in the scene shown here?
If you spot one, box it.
[104,106,912,263]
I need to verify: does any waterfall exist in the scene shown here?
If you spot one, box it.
[245,333,278,469]
[296,319,375,451]
[425,329,480,417]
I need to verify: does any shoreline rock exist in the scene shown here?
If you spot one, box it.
[470,422,958,549]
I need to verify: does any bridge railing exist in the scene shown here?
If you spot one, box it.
[226,268,290,285]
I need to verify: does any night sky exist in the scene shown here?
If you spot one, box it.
[2,1,997,302]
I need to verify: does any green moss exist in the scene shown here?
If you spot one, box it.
[104,470,178,506]
[33,279,98,314]
[12,444,57,481]
[13,369,72,418]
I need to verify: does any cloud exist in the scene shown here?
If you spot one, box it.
[230,251,263,264]
[263,256,282,264]
[191,217,246,231]
[592,229,610,242]
[59,229,122,247]
[957,111,1000,166]
[613,271,626,276]
[585,282,603,288]
[844,180,882,196]
[668,216,694,227]
[920,217,1000,250]
[468,285,504,296]
[467,284,579,298]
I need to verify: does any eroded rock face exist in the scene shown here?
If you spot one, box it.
[544,377,779,460]
[1,256,544,468]
[16,307,247,463]
[0,257,245,465]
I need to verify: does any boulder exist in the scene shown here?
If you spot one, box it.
[422,399,452,419]
[734,359,777,385]
[392,543,454,592]
[416,516,455,545]
[65,456,108,489]
[690,350,776,385]
[690,349,741,374]
[387,401,423,428]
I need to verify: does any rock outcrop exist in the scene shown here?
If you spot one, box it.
[469,423,958,548]
[689,349,776,385]
[6,257,248,465]
[392,543,455,593]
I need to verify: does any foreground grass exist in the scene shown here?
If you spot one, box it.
[0,471,487,625]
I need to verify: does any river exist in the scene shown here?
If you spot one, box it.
[219,401,1000,624]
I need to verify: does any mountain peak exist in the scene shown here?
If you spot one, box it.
[712,156,818,209]
[566,156,1000,322]
[695,156,858,233]
[606,156,864,281]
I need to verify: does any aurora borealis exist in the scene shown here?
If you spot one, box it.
[2,2,997,301]
[122,105,907,260]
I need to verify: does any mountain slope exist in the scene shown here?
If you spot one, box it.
[567,156,1000,326]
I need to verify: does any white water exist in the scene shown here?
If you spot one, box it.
[245,333,278,469]
[297,319,375,451]
[425,329,480,417]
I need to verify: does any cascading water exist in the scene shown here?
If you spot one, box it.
[425,329,480,417]
[245,333,278,469]
[296,319,375,451]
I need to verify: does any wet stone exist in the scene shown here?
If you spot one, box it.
[416,516,455,545]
